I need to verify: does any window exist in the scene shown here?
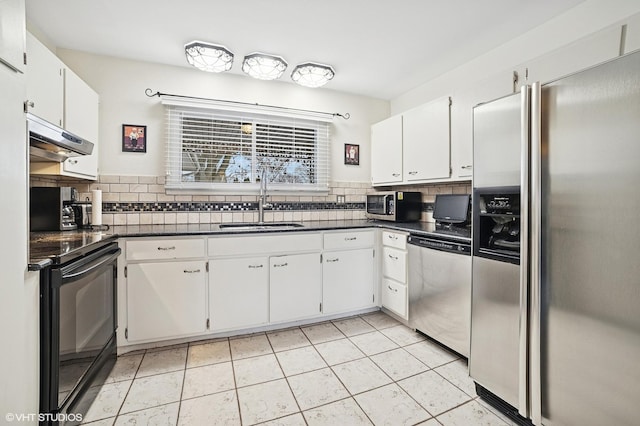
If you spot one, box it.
[164,99,331,193]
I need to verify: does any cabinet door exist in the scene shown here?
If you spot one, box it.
[25,32,63,126]
[0,0,25,73]
[382,247,407,283]
[382,278,407,319]
[451,71,513,180]
[403,96,450,182]
[371,115,403,185]
[62,67,99,179]
[625,14,640,54]
[210,257,269,331]
[524,25,621,85]
[270,253,322,323]
[127,261,207,342]
[323,248,374,315]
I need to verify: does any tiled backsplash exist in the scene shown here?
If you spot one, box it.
[30,175,471,225]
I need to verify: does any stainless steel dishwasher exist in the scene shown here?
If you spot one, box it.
[408,233,472,357]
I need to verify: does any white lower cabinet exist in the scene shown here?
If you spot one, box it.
[381,278,407,318]
[209,257,269,331]
[270,253,322,323]
[323,248,375,315]
[126,260,207,342]
[120,229,380,348]
[382,246,407,283]
[380,230,409,320]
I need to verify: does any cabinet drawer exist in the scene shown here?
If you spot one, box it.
[382,231,407,250]
[382,278,407,319]
[382,247,407,283]
[323,230,375,250]
[126,238,205,261]
[209,233,322,257]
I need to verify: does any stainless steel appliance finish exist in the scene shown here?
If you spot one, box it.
[366,191,422,222]
[471,50,640,425]
[408,233,471,357]
[71,202,92,228]
[28,112,94,162]
[470,255,520,406]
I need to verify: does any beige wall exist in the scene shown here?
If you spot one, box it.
[391,1,640,113]
[56,50,389,184]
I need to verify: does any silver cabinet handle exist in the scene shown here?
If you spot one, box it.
[183,269,201,274]
[345,237,357,241]
[392,173,400,177]
[387,285,398,293]
[408,171,418,175]
[248,264,264,269]
[388,254,398,260]
[157,246,176,251]
[461,165,473,170]
[273,262,288,268]
[326,258,339,263]
[67,159,78,165]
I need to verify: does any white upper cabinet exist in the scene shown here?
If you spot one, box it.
[451,70,514,180]
[26,32,64,126]
[371,96,452,186]
[402,96,451,182]
[623,13,640,54]
[371,115,403,185]
[520,25,621,86]
[0,0,26,73]
[27,32,100,180]
[61,67,99,178]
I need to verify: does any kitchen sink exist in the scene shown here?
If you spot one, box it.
[218,222,305,230]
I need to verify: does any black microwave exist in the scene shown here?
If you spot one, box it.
[366,191,422,222]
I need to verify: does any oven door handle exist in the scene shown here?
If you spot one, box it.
[61,248,121,284]
[383,194,393,214]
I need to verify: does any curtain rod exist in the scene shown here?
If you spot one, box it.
[144,88,350,120]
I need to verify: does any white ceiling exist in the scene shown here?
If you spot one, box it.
[26,0,584,100]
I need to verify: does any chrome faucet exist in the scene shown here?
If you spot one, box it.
[258,169,271,224]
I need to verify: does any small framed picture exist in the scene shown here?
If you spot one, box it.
[344,143,360,165]
[122,124,147,153]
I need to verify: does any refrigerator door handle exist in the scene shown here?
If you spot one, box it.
[518,84,531,419]
[529,81,543,425]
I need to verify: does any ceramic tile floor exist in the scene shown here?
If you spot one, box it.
[80,312,519,426]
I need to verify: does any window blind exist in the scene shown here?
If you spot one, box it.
[164,103,330,193]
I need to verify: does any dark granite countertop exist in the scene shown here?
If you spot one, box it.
[29,230,118,270]
[29,220,470,271]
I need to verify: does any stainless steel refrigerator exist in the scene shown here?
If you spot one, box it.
[470,50,640,426]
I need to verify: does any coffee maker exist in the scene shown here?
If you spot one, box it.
[30,187,78,231]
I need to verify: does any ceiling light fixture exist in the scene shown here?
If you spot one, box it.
[184,41,234,73]
[291,63,335,88]
[242,53,288,80]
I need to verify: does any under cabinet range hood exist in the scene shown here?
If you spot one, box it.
[27,113,94,162]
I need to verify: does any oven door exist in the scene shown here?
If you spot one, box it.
[40,242,121,420]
